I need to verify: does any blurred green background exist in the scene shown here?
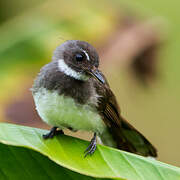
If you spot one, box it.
[0,0,179,166]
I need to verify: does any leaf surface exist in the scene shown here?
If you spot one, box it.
[0,123,179,180]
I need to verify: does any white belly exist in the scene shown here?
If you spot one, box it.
[33,88,106,134]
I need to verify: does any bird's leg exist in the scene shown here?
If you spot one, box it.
[84,133,97,157]
[43,127,64,139]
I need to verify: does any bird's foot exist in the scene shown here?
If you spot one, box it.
[43,127,64,139]
[84,133,97,157]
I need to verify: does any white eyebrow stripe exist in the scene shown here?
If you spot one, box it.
[81,49,90,61]
[58,59,88,81]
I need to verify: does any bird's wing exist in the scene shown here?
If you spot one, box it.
[92,72,121,127]
[102,88,121,127]
[94,72,157,157]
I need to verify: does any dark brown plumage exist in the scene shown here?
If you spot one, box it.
[90,71,157,157]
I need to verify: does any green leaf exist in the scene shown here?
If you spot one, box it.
[0,143,107,180]
[0,123,179,180]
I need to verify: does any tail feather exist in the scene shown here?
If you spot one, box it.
[107,117,157,157]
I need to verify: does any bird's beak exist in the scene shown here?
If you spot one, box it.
[86,67,105,84]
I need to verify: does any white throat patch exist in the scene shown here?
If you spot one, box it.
[58,59,89,81]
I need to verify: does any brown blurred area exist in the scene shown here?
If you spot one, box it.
[0,0,180,167]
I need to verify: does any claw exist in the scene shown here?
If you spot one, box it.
[84,140,94,152]
[43,127,64,139]
[84,133,97,157]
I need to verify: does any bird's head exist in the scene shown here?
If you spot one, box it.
[52,40,105,83]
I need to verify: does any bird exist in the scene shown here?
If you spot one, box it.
[32,40,157,157]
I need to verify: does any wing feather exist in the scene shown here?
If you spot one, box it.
[93,71,157,157]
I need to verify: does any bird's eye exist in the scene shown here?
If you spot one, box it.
[75,53,85,61]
